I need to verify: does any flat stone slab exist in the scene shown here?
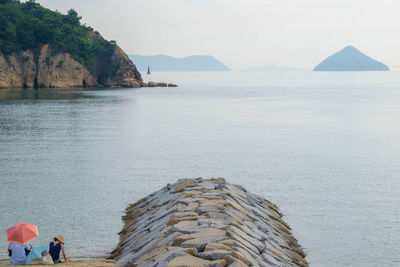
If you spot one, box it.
[111,178,308,267]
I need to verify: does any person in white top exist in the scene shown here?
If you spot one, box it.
[8,242,32,265]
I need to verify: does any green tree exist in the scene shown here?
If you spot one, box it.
[0,21,16,53]
[0,0,117,77]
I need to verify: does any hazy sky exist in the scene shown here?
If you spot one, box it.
[37,0,400,70]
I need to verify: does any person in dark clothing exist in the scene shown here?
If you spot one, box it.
[49,235,67,263]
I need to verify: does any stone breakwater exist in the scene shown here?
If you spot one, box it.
[111,178,308,267]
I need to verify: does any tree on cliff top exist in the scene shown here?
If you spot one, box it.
[0,0,115,67]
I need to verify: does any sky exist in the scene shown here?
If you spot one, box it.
[37,0,400,70]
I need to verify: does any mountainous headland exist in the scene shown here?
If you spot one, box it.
[111,178,308,267]
[0,0,155,89]
[128,54,230,72]
[314,46,389,71]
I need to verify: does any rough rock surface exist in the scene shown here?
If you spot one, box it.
[0,44,142,89]
[111,178,308,267]
[147,81,157,87]
[37,45,95,88]
[105,46,142,88]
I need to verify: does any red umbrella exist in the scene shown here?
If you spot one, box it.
[6,222,38,244]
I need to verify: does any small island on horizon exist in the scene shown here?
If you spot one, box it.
[314,46,389,71]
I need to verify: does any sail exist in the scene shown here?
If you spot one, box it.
[147,66,151,75]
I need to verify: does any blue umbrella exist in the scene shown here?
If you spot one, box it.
[26,246,48,264]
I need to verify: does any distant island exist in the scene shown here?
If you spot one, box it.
[0,0,142,88]
[244,65,304,72]
[314,46,389,71]
[128,54,230,72]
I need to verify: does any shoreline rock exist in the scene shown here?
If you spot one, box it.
[147,81,178,88]
[111,178,308,267]
[0,44,143,89]
[0,43,177,89]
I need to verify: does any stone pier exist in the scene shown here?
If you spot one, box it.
[111,178,308,267]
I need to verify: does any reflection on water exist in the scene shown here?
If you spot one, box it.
[0,88,92,101]
[1,72,400,267]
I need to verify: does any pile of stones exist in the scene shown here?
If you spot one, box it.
[111,178,308,267]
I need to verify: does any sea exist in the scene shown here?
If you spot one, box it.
[0,71,399,266]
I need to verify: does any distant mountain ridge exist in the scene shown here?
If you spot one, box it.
[128,54,230,72]
[314,46,389,71]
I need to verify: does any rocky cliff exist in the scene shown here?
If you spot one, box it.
[111,178,308,267]
[0,44,142,89]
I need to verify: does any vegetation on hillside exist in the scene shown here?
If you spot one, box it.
[0,0,116,68]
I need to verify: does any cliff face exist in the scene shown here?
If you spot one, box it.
[0,44,142,89]
[111,178,308,267]
[105,46,142,88]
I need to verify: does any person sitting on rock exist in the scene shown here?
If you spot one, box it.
[49,235,68,263]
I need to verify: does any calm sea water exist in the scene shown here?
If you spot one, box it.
[1,71,400,266]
